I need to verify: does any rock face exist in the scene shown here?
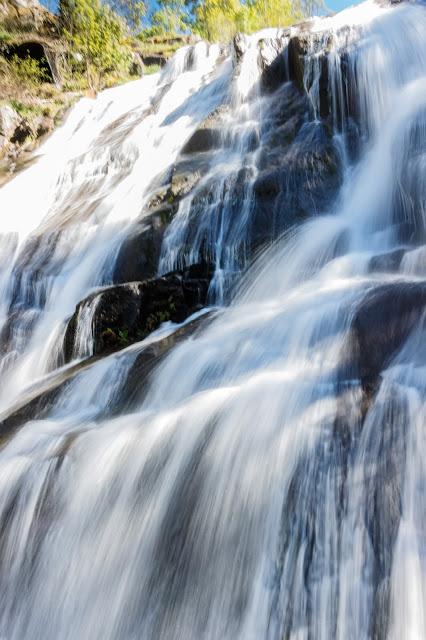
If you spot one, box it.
[0,0,57,34]
[64,264,214,362]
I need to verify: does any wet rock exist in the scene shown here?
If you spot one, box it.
[0,314,212,440]
[64,264,214,362]
[116,312,214,411]
[181,128,222,155]
[181,105,228,156]
[259,32,290,93]
[351,282,426,386]
[252,118,341,248]
[129,52,144,77]
[170,153,212,199]
[142,54,167,68]
[368,248,406,273]
[287,34,310,93]
[0,357,91,443]
[113,202,175,284]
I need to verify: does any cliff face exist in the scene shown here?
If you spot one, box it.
[0,0,57,34]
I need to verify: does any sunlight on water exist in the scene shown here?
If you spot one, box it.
[0,2,425,638]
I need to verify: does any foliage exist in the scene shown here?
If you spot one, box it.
[193,0,241,41]
[8,55,49,87]
[238,0,304,32]
[191,0,307,40]
[149,0,188,36]
[0,28,13,44]
[59,0,132,90]
[106,0,146,32]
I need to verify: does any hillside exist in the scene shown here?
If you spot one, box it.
[0,0,195,183]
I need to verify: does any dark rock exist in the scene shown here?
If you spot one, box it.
[287,34,309,93]
[258,32,290,93]
[251,119,341,248]
[129,52,144,77]
[260,50,289,93]
[170,152,212,199]
[113,205,174,284]
[181,128,222,155]
[116,312,214,411]
[0,357,92,443]
[368,249,406,273]
[64,265,214,362]
[10,119,33,145]
[142,54,167,68]
[350,282,426,386]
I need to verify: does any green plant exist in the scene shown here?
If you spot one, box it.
[0,29,13,44]
[117,328,130,344]
[61,0,132,91]
[8,55,49,87]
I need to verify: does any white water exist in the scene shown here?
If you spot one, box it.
[0,2,425,638]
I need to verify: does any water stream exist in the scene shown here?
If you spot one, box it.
[0,2,425,638]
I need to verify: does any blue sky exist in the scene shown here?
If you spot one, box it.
[40,0,362,18]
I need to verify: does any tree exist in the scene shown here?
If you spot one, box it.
[193,0,241,41]
[60,0,131,90]
[107,0,146,32]
[189,0,320,41]
[237,0,303,32]
[150,0,188,35]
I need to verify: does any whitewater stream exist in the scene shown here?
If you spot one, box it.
[0,1,425,638]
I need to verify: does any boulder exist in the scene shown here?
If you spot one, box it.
[350,282,426,386]
[368,249,406,273]
[64,264,214,362]
[181,128,222,155]
[0,105,20,139]
[113,204,174,284]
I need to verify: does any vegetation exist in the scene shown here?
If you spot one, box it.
[189,0,310,41]
[60,0,132,90]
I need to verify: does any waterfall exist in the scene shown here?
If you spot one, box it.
[0,1,425,638]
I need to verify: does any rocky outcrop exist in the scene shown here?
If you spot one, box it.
[64,264,214,362]
[0,0,57,34]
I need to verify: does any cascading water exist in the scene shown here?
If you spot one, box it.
[0,1,425,638]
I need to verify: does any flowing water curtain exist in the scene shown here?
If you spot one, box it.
[0,2,424,639]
